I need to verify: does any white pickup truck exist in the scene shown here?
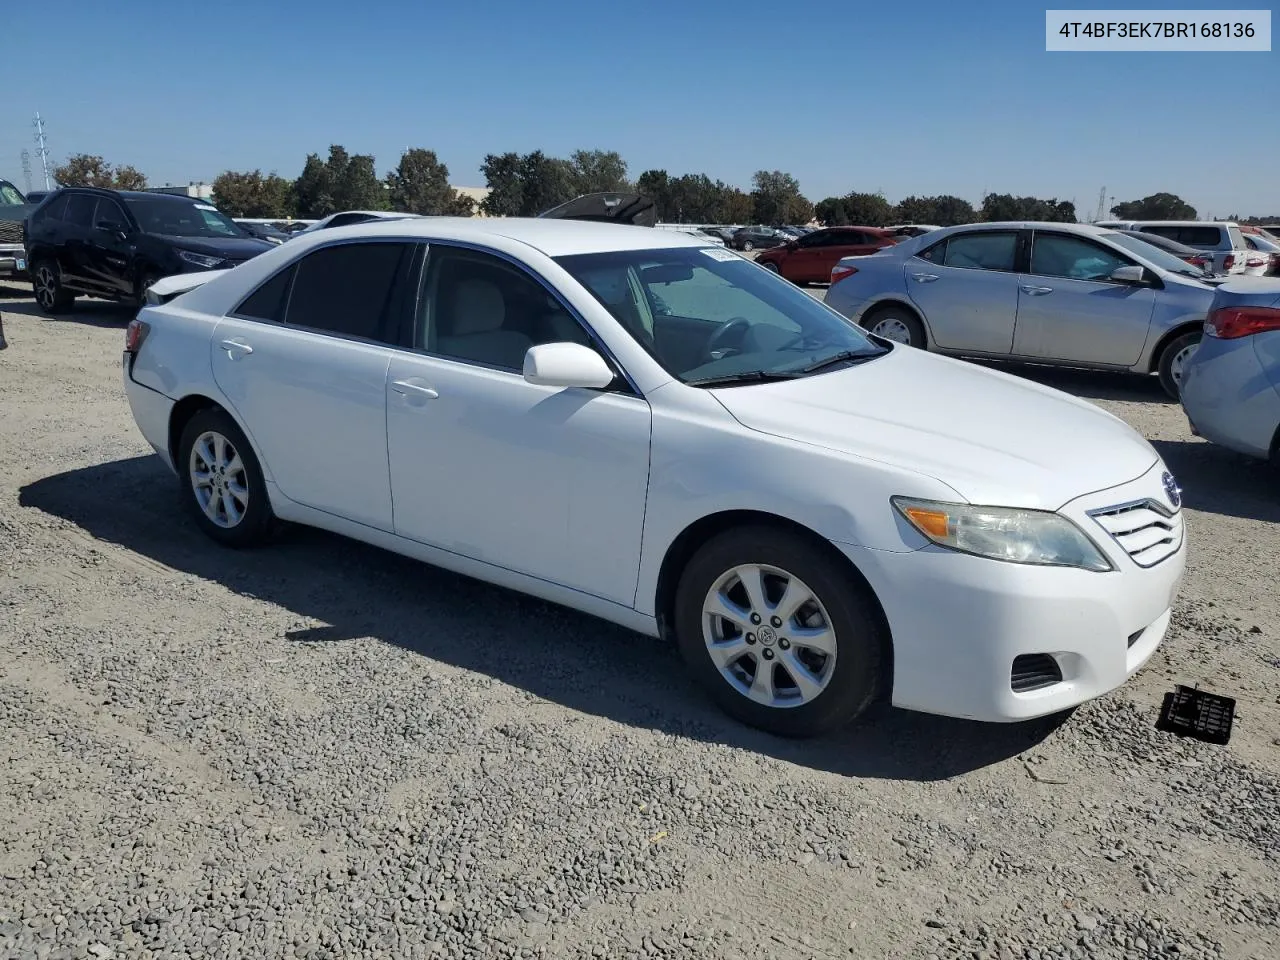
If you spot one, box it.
[0,179,34,282]
[1095,219,1251,276]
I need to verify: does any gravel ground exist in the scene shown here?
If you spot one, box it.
[1,282,1277,960]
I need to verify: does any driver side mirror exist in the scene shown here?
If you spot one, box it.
[522,342,616,390]
[1110,265,1146,284]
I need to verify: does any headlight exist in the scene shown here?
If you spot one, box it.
[177,250,225,269]
[892,497,1113,572]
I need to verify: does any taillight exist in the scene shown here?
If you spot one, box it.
[1206,305,1280,339]
[1223,254,1236,271]
[1186,255,1209,267]
[831,265,859,284]
[125,318,150,354]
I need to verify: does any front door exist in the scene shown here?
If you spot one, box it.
[86,196,135,299]
[385,244,652,605]
[209,240,417,532]
[906,229,1022,354]
[1012,231,1156,366]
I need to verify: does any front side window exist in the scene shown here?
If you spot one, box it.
[123,197,246,239]
[556,246,888,386]
[419,247,595,371]
[1030,234,1130,281]
[94,199,128,230]
[284,242,412,342]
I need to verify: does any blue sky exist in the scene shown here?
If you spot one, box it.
[4,0,1276,216]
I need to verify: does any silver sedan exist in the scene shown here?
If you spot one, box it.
[824,221,1218,397]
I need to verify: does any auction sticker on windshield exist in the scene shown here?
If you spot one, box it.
[701,247,740,262]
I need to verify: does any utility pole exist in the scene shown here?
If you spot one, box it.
[33,112,53,189]
[20,150,32,193]
[1094,186,1107,223]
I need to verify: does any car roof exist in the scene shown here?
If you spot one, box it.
[326,215,710,257]
[935,221,1116,236]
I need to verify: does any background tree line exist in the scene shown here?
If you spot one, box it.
[52,149,1263,227]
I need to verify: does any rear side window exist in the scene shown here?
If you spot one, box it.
[1174,226,1222,248]
[283,241,412,343]
[64,194,97,228]
[234,265,296,321]
[36,193,70,222]
[922,232,1018,271]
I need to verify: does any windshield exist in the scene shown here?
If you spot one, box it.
[0,182,25,206]
[555,246,889,385]
[123,197,247,239]
[1105,231,1209,277]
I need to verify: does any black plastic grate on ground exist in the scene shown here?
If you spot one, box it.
[1156,685,1235,745]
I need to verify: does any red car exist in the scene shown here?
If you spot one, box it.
[754,226,897,284]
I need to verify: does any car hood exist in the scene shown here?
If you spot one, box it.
[710,347,1159,510]
[157,235,275,259]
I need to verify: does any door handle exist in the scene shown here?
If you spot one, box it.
[390,378,439,400]
[219,338,253,358]
[912,273,939,282]
[1019,285,1054,296]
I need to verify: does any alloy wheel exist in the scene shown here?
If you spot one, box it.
[34,264,57,311]
[1169,342,1197,387]
[701,563,837,708]
[189,430,249,529]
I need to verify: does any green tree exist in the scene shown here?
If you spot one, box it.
[568,150,629,194]
[719,186,754,224]
[839,191,894,226]
[1109,192,1196,220]
[814,197,849,226]
[211,170,295,218]
[386,148,472,215]
[751,170,809,225]
[979,193,1076,223]
[519,151,576,215]
[53,154,148,190]
[291,145,386,219]
[896,194,976,227]
[479,152,524,217]
[636,169,672,219]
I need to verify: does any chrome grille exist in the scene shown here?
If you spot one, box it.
[1088,499,1182,568]
[0,219,22,244]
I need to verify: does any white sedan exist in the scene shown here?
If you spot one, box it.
[124,217,1186,737]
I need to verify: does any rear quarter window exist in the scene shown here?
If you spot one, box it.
[1176,226,1224,248]
[1226,225,1247,249]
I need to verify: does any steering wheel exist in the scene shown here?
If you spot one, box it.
[704,317,752,361]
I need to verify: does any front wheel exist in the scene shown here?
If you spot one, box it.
[1157,330,1200,399]
[761,261,779,273]
[673,526,888,738]
[741,241,754,252]
[177,408,275,547]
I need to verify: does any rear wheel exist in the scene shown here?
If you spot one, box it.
[1157,330,1200,399]
[861,304,926,348]
[742,240,754,252]
[134,269,162,307]
[32,260,76,315]
[177,408,275,547]
[673,526,887,738]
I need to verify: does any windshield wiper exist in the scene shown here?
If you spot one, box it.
[798,348,887,374]
[686,370,802,387]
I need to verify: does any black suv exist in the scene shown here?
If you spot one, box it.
[25,188,273,314]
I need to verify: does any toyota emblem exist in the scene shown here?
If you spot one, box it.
[1162,471,1182,509]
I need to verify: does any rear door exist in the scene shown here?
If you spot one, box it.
[1012,231,1156,366]
[209,239,418,532]
[59,193,101,292]
[906,229,1022,354]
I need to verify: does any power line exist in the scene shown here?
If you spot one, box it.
[33,112,53,190]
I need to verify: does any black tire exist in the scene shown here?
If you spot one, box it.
[1156,330,1200,399]
[761,261,780,273]
[177,407,275,547]
[31,260,76,315]
[673,526,888,738]
[860,303,926,348]
[134,269,162,308]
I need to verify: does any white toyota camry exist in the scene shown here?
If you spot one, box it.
[123,217,1186,737]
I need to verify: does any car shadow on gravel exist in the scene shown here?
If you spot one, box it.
[0,295,137,328]
[1151,439,1280,523]
[20,455,1069,782]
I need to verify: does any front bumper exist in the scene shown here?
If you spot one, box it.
[0,245,27,276]
[840,461,1186,722]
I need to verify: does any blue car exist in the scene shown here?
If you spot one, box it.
[1180,277,1280,463]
